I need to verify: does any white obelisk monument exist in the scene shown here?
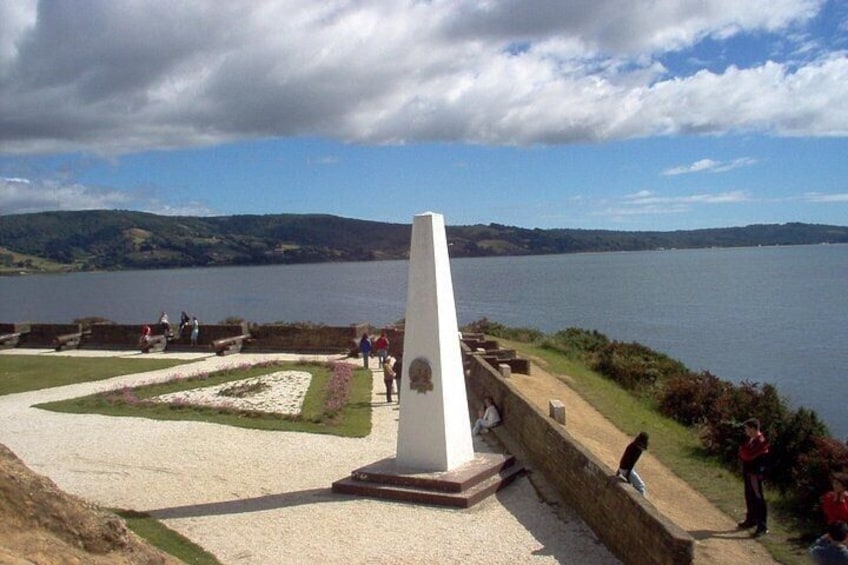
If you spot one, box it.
[396,212,474,472]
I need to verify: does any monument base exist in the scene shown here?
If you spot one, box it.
[331,452,524,508]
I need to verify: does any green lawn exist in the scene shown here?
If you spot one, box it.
[36,361,373,437]
[0,356,193,396]
[116,510,221,565]
[502,338,812,565]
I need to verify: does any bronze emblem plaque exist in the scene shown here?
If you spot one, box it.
[408,357,434,394]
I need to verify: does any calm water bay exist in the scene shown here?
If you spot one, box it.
[1,244,846,439]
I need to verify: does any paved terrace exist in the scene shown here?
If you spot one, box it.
[0,349,617,564]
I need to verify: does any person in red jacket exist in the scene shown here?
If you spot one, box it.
[374,331,390,366]
[822,472,848,525]
[737,418,770,538]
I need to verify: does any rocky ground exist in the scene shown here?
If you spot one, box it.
[0,443,179,564]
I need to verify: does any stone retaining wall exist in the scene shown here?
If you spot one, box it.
[463,347,694,565]
[1,321,368,355]
[246,323,368,353]
[14,324,82,347]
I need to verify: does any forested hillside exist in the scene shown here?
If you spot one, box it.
[1,210,846,274]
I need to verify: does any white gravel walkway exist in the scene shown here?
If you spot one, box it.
[0,349,617,564]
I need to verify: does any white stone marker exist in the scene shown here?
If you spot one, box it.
[396,212,475,471]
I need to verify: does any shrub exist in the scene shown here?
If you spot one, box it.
[791,436,848,517]
[700,381,788,464]
[700,419,745,466]
[710,381,787,428]
[659,371,729,426]
[461,318,543,343]
[768,407,829,492]
[592,341,688,393]
[541,327,609,361]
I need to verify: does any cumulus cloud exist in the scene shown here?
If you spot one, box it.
[0,176,214,216]
[0,0,844,156]
[663,157,758,175]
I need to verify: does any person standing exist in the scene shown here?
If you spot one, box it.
[616,432,649,496]
[358,333,372,368]
[159,311,170,338]
[383,355,397,403]
[190,316,199,346]
[738,418,770,538]
[179,311,190,337]
[393,355,403,400]
[374,331,390,366]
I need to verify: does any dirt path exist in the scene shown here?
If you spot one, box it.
[510,357,776,564]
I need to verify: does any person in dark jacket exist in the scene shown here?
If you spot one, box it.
[737,418,770,538]
[358,334,372,368]
[616,431,649,496]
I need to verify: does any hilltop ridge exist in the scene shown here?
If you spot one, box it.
[1,210,846,274]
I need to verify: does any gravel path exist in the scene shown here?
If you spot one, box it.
[0,349,617,564]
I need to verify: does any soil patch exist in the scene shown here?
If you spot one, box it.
[0,443,180,565]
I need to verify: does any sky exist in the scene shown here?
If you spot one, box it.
[1,0,847,231]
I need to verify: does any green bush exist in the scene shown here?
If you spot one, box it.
[462,318,544,343]
[592,341,688,393]
[792,436,848,518]
[768,408,829,492]
[659,371,730,425]
[541,327,609,361]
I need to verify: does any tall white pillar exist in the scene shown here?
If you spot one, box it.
[396,212,474,471]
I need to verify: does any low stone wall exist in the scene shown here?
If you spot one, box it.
[464,350,694,565]
[15,324,82,347]
[0,321,370,354]
[86,323,247,350]
[246,323,367,353]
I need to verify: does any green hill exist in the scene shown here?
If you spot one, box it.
[0,210,846,274]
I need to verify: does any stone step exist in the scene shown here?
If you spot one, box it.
[332,453,525,508]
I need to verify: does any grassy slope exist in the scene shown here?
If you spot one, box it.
[502,338,810,565]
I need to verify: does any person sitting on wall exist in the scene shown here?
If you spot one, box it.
[139,325,152,345]
[472,396,501,435]
[616,431,649,496]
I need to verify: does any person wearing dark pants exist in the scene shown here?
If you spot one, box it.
[383,356,396,403]
[737,418,770,538]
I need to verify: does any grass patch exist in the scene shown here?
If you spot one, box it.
[501,337,812,565]
[116,510,221,564]
[37,361,373,437]
[0,356,192,396]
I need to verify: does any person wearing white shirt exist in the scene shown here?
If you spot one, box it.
[472,396,501,435]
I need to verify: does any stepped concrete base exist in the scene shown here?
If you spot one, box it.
[332,453,524,508]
